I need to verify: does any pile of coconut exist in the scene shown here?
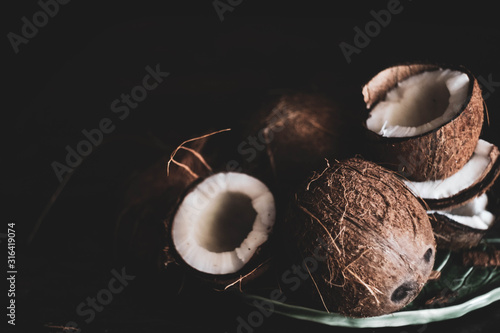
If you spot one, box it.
[363,64,500,251]
[157,63,500,318]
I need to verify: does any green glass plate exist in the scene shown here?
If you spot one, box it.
[241,239,500,328]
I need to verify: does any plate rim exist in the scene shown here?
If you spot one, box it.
[241,287,500,328]
[241,239,500,328]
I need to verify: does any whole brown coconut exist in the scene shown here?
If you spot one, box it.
[250,92,358,194]
[288,158,436,317]
[363,63,484,181]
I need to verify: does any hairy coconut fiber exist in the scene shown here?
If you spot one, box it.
[288,158,436,317]
[114,136,212,268]
[252,92,357,194]
[161,131,276,287]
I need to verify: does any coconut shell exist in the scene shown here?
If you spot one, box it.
[287,158,436,317]
[161,129,280,287]
[116,132,274,288]
[463,250,500,267]
[363,63,484,182]
[114,137,211,269]
[423,144,500,210]
[428,213,487,251]
[427,183,499,251]
[163,173,274,288]
[250,92,358,195]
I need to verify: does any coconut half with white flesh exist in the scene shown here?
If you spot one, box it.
[404,139,500,210]
[402,139,500,250]
[168,172,276,278]
[363,63,484,181]
[428,193,496,250]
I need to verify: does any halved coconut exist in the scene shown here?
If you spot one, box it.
[428,193,496,250]
[363,63,484,181]
[404,139,500,210]
[168,172,276,276]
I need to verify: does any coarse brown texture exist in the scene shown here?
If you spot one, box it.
[424,144,500,210]
[116,132,273,287]
[254,92,357,194]
[288,158,436,317]
[428,213,488,251]
[363,63,484,182]
[114,137,211,269]
[463,250,500,267]
[161,133,274,286]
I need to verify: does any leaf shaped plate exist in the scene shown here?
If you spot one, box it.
[241,239,500,328]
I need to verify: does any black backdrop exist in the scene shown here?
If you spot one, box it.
[4,1,500,332]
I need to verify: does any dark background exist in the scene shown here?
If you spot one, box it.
[4,0,500,332]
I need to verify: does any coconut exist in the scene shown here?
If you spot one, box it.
[167,172,275,278]
[428,194,496,250]
[463,249,500,267]
[287,158,436,317]
[404,139,500,211]
[362,63,484,181]
[250,92,357,194]
[151,129,278,286]
[113,129,277,287]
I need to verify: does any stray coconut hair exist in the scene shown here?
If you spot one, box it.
[289,158,436,317]
[166,129,276,276]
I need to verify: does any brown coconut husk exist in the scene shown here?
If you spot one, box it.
[424,144,500,211]
[363,63,484,182]
[161,130,275,288]
[114,134,213,269]
[463,249,500,267]
[286,157,436,317]
[115,129,273,288]
[428,213,488,251]
[250,92,359,196]
[425,175,500,251]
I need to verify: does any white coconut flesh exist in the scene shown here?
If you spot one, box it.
[404,140,495,200]
[171,172,275,275]
[366,69,470,137]
[429,194,495,230]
